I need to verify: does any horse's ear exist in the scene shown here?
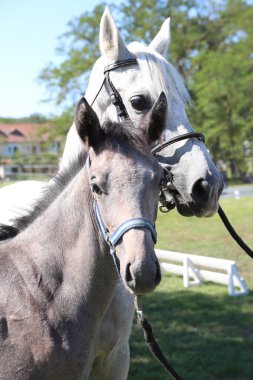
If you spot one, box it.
[99,7,134,61]
[75,98,102,149]
[142,92,167,143]
[149,18,171,57]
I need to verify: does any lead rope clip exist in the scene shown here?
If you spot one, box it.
[134,295,144,323]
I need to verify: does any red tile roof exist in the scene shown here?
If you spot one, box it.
[0,123,54,143]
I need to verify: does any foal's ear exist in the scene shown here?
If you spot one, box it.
[142,92,167,143]
[149,18,171,58]
[75,98,102,149]
[99,7,135,62]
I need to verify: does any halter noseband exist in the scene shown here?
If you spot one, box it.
[85,157,157,276]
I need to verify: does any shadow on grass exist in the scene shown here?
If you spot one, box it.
[129,279,253,380]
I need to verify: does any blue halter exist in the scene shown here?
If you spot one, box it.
[86,157,157,275]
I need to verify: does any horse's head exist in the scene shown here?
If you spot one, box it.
[75,94,168,295]
[84,8,223,218]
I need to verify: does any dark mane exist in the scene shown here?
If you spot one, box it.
[102,120,148,151]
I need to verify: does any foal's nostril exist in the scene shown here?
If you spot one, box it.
[155,261,161,286]
[191,178,210,203]
[125,263,133,283]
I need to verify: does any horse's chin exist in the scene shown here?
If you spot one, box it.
[170,191,194,217]
[169,190,218,218]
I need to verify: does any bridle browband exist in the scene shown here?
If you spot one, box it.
[85,156,157,276]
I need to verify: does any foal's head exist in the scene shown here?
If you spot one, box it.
[75,95,167,295]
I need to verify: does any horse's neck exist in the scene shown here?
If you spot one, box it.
[60,85,105,172]
[12,169,117,325]
[59,125,85,172]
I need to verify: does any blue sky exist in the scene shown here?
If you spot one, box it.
[0,0,116,118]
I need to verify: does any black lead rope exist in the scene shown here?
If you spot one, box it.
[133,205,253,380]
[134,296,183,380]
[218,205,253,259]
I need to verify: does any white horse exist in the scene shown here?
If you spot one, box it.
[0,8,223,379]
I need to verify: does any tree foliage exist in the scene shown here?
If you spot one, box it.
[0,114,50,124]
[39,0,253,178]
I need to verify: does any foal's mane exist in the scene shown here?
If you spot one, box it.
[0,120,148,241]
[102,120,148,151]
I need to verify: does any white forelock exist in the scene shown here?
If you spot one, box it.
[128,42,191,107]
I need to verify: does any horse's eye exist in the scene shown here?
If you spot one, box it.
[91,183,103,196]
[130,95,148,111]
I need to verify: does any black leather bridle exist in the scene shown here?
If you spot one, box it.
[91,58,138,120]
[151,132,205,155]
[90,57,206,213]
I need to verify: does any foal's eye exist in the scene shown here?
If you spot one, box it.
[91,183,103,196]
[130,95,149,111]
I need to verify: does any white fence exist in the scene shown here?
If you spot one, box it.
[155,249,249,296]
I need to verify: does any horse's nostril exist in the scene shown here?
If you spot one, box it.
[191,178,210,203]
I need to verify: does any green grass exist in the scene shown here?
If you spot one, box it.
[130,276,253,380]
[157,196,253,288]
[129,197,253,380]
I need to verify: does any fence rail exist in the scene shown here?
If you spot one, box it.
[155,249,248,296]
[0,164,58,179]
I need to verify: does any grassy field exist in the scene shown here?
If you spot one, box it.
[129,196,253,380]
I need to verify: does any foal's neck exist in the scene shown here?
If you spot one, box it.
[14,168,117,318]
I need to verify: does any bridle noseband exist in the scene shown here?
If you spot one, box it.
[151,132,205,155]
[152,132,205,212]
[85,157,157,276]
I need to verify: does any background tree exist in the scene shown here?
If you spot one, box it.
[191,0,253,176]
[39,0,253,179]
